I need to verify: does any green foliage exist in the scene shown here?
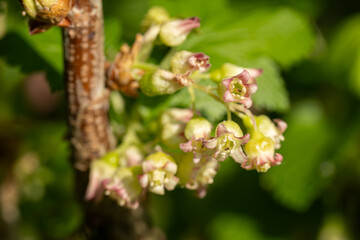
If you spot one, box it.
[327,14,360,98]
[208,213,265,240]
[2,0,360,239]
[169,3,315,112]
[262,101,335,211]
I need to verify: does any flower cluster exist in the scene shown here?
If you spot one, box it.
[85,6,288,209]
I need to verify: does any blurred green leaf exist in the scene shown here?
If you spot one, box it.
[0,31,62,91]
[326,14,360,98]
[172,5,314,112]
[262,100,335,211]
[252,57,290,112]
[208,213,264,240]
[104,17,122,59]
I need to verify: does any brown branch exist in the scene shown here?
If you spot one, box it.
[62,0,160,239]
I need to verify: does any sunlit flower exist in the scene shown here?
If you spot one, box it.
[85,153,119,201]
[242,132,283,172]
[218,70,258,108]
[120,145,144,167]
[138,152,179,195]
[103,166,142,209]
[179,117,213,164]
[203,120,249,163]
[177,153,219,198]
[256,116,287,149]
[159,17,200,46]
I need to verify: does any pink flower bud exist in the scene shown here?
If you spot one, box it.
[171,51,211,74]
[159,17,200,46]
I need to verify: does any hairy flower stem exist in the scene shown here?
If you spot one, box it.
[62,0,157,239]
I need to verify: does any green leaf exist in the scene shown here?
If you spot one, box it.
[208,213,264,240]
[252,57,290,112]
[326,14,360,98]
[261,100,335,211]
[104,17,122,59]
[165,5,315,112]
[0,31,62,91]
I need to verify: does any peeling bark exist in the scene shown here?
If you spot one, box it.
[62,1,158,239]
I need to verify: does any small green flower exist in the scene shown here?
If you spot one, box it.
[180,117,213,164]
[85,156,118,201]
[177,153,218,198]
[138,152,179,195]
[217,70,258,108]
[242,132,283,173]
[104,166,142,209]
[243,115,287,149]
[203,120,249,163]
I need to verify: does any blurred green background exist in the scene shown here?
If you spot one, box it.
[1,0,360,239]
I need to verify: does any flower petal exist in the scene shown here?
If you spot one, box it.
[179,140,194,152]
[230,147,247,163]
[138,174,149,188]
[202,138,218,149]
[163,161,178,174]
[223,90,236,102]
[165,176,179,190]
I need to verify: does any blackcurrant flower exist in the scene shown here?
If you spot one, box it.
[103,166,142,209]
[203,120,250,163]
[217,70,258,108]
[177,153,219,198]
[242,132,283,172]
[138,152,179,195]
[85,152,118,201]
[179,117,213,164]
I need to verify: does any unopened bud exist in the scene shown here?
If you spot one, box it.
[20,0,71,24]
[211,63,262,82]
[141,6,170,30]
[171,51,211,74]
[140,70,183,96]
[159,17,200,47]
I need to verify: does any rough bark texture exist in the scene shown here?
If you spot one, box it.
[63,1,159,239]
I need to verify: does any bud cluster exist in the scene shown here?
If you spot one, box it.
[84,6,288,209]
